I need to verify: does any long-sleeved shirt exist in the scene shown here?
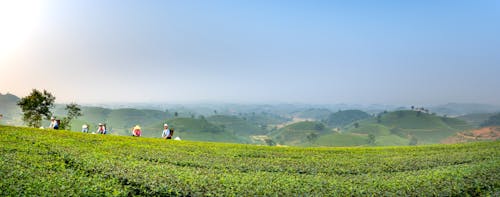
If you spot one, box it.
[162,129,171,138]
[49,120,58,129]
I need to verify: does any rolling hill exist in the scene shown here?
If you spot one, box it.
[324,110,371,128]
[344,110,473,145]
[457,113,495,127]
[271,121,328,146]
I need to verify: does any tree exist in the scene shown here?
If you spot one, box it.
[367,134,376,145]
[354,122,360,128]
[409,136,418,145]
[314,122,325,131]
[264,138,276,146]
[17,89,55,128]
[306,132,318,142]
[174,112,179,117]
[59,103,83,130]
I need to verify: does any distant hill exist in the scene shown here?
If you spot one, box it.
[442,126,500,144]
[430,103,500,116]
[291,108,332,120]
[271,121,328,146]
[480,113,500,127]
[324,110,371,128]
[344,110,473,145]
[167,117,246,143]
[457,113,495,127]
[0,93,22,125]
[206,115,267,135]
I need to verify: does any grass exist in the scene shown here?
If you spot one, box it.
[1,125,498,196]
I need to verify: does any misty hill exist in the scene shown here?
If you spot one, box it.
[271,121,328,146]
[345,110,472,144]
[291,108,332,120]
[457,113,495,127]
[167,117,246,143]
[324,110,371,128]
[206,115,267,136]
[0,93,21,125]
[272,110,474,147]
[480,113,500,127]
[430,103,500,116]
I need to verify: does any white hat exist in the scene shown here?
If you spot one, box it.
[164,123,168,127]
[51,117,55,120]
[98,123,103,126]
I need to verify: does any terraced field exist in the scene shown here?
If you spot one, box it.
[0,125,498,196]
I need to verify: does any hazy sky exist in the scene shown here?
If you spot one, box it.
[1,0,499,105]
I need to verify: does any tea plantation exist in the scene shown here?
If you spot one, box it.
[0,125,498,196]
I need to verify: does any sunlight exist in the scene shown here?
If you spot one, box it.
[0,0,45,61]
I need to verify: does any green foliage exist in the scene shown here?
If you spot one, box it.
[16,89,55,128]
[325,110,371,127]
[367,134,376,145]
[59,103,83,130]
[480,113,500,127]
[2,125,498,196]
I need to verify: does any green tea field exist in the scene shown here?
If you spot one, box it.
[0,125,498,196]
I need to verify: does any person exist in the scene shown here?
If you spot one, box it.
[132,125,142,137]
[96,123,106,134]
[49,117,59,130]
[162,124,172,139]
[82,124,89,133]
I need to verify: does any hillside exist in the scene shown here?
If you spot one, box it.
[480,113,500,127]
[324,110,371,128]
[457,113,495,127]
[291,108,332,120]
[206,115,267,135]
[0,93,22,125]
[442,126,500,144]
[1,125,498,196]
[361,110,473,144]
[167,117,246,143]
[271,121,328,146]
[430,103,500,116]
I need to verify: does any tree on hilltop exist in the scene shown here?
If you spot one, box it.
[17,89,55,128]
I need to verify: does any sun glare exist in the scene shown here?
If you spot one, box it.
[0,1,44,61]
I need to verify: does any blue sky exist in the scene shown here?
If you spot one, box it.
[0,0,499,105]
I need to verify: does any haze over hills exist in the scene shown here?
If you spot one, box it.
[1,92,500,146]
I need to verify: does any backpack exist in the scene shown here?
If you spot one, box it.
[56,120,61,126]
[169,128,174,137]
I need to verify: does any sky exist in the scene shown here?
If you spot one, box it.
[1,0,499,105]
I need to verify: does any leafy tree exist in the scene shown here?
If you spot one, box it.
[264,138,276,146]
[306,132,318,142]
[17,89,55,128]
[367,134,376,145]
[314,122,325,131]
[354,122,359,128]
[409,136,418,145]
[174,112,179,117]
[59,103,83,130]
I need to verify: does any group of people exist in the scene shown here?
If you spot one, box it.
[77,122,174,139]
[80,123,107,134]
[132,123,174,139]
